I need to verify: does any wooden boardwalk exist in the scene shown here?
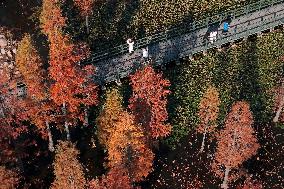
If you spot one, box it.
[81,0,284,85]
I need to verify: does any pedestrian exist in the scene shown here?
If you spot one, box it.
[127,38,134,54]
[212,31,218,42]
[142,47,149,60]
[223,21,229,32]
[209,32,214,44]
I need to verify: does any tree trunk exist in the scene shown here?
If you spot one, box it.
[84,107,88,127]
[221,166,230,189]
[63,102,70,141]
[273,96,284,122]
[86,15,89,34]
[64,120,70,141]
[46,120,55,152]
[199,125,208,153]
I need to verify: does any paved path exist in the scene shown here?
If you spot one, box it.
[82,0,284,85]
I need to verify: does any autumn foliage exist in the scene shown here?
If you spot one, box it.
[108,111,154,182]
[89,166,133,189]
[0,67,29,163]
[40,0,98,138]
[197,86,220,152]
[74,0,94,17]
[97,89,154,182]
[237,177,263,189]
[212,101,259,189]
[40,0,66,36]
[0,166,19,189]
[96,89,124,146]
[16,34,46,100]
[129,65,171,139]
[51,141,86,189]
[48,31,97,114]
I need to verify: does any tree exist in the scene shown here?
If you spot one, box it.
[73,0,94,34]
[0,166,19,189]
[97,88,154,182]
[129,65,171,140]
[40,0,66,37]
[16,34,46,101]
[212,101,259,189]
[96,88,124,147]
[49,31,98,139]
[89,166,133,189]
[40,0,98,140]
[51,141,86,189]
[196,86,220,153]
[0,67,28,167]
[24,99,60,152]
[108,111,154,182]
[237,177,263,189]
[15,34,57,152]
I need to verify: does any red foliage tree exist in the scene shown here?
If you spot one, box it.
[0,67,28,164]
[73,0,94,33]
[89,166,133,189]
[237,177,263,189]
[129,65,171,140]
[40,0,98,140]
[212,101,259,189]
[48,31,98,140]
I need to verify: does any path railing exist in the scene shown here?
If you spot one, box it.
[82,0,284,65]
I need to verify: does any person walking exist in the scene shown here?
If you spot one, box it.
[223,21,229,32]
[127,38,134,54]
[209,32,214,44]
[142,47,149,60]
[212,31,218,42]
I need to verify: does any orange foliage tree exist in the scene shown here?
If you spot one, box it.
[196,86,220,153]
[16,34,46,101]
[89,166,133,189]
[96,88,124,147]
[40,0,66,37]
[73,0,94,33]
[51,141,86,189]
[0,166,20,189]
[40,0,98,140]
[16,33,58,152]
[129,65,171,140]
[212,101,259,189]
[108,110,154,182]
[97,88,154,182]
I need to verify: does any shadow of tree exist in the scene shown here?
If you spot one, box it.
[234,37,266,123]
[62,0,140,52]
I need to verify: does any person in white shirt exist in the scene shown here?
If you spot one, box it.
[209,31,218,43]
[209,32,214,44]
[142,47,148,59]
[212,31,218,42]
[127,38,134,54]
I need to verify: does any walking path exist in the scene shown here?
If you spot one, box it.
[81,0,284,85]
